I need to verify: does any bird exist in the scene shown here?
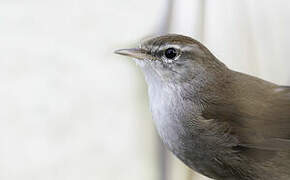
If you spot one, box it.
[115,34,290,180]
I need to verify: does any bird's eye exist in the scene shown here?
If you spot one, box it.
[164,48,177,59]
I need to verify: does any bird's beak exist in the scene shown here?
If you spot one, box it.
[114,48,154,60]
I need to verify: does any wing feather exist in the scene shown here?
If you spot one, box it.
[203,76,290,151]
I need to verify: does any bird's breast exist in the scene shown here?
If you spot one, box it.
[148,85,186,146]
[148,84,202,157]
[148,85,222,178]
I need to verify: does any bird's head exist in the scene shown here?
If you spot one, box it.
[115,34,226,86]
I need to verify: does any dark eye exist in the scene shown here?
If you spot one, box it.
[164,48,177,59]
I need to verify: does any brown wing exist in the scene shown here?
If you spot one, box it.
[236,85,290,150]
[203,70,290,151]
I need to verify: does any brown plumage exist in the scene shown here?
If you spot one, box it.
[115,34,290,180]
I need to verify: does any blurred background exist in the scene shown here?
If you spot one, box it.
[0,0,290,180]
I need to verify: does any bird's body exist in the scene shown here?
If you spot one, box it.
[147,68,290,180]
[115,34,290,180]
